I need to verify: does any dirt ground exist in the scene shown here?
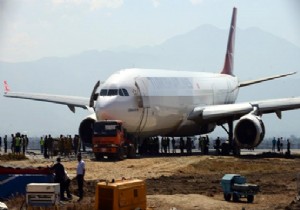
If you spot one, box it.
[3,151,300,210]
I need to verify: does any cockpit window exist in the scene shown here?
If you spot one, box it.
[100,89,108,96]
[100,88,130,96]
[119,89,124,96]
[122,89,129,96]
[108,89,118,96]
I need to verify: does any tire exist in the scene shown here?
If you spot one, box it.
[232,193,239,202]
[224,193,231,201]
[247,195,254,203]
[117,147,125,160]
[127,145,136,158]
[94,153,102,160]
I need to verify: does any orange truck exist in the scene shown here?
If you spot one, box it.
[92,120,136,160]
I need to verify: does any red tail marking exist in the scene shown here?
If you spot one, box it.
[4,80,10,93]
[221,7,237,76]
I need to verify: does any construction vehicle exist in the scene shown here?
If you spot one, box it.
[221,174,259,203]
[92,120,136,160]
[95,178,146,210]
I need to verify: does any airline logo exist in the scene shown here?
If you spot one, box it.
[4,81,10,93]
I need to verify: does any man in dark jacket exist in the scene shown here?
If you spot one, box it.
[51,157,66,201]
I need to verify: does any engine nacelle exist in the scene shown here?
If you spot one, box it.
[234,114,265,149]
[78,113,96,147]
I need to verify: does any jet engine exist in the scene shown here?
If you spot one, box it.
[234,113,265,149]
[78,113,96,147]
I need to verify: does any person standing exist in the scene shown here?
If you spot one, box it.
[64,170,72,199]
[76,153,85,202]
[11,134,15,154]
[0,136,2,152]
[4,135,7,153]
[179,137,184,154]
[286,139,291,156]
[272,137,276,152]
[277,138,281,152]
[186,137,192,155]
[48,134,54,159]
[172,137,176,153]
[15,133,21,155]
[21,135,26,154]
[73,135,79,155]
[214,137,221,155]
[40,136,44,154]
[44,135,49,158]
[24,135,29,152]
[51,157,67,201]
[167,137,170,153]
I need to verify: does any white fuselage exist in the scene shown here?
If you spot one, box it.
[95,68,239,137]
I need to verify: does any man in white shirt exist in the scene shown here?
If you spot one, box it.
[76,153,85,202]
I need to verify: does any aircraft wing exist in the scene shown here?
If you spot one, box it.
[4,91,90,113]
[188,97,300,123]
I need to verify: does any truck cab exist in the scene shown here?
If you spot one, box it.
[92,120,135,160]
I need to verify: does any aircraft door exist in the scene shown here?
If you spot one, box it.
[135,77,150,108]
[134,77,151,135]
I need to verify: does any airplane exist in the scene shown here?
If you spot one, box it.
[4,7,300,151]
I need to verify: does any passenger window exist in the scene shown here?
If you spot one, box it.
[100,89,108,96]
[122,89,129,96]
[108,89,118,96]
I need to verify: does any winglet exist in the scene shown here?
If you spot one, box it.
[221,7,237,76]
[3,80,10,94]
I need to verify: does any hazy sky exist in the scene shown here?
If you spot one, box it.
[0,0,299,62]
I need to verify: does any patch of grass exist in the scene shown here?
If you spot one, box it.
[0,153,28,161]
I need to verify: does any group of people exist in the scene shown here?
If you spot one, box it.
[50,153,85,202]
[40,134,81,159]
[139,136,196,155]
[272,137,291,155]
[0,133,29,155]
[199,135,210,155]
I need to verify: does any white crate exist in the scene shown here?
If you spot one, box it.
[26,193,60,205]
[26,183,60,206]
[26,183,60,193]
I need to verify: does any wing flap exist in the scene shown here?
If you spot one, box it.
[188,97,300,122]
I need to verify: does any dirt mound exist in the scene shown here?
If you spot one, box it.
[2,153,300,210]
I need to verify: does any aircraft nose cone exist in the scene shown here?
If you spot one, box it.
[96,97,117,120]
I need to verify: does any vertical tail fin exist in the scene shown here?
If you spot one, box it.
[221,7,237,76]
[4,80,10,94]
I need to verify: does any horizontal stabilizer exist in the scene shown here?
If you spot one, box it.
[239,72,297,87]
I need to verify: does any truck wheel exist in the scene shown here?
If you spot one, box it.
[94,153,102,160]
[127,145,136,158]
[224,193,231,201]
[232,193,239,202]
[247,195,254,203]
[117,148,125,160]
